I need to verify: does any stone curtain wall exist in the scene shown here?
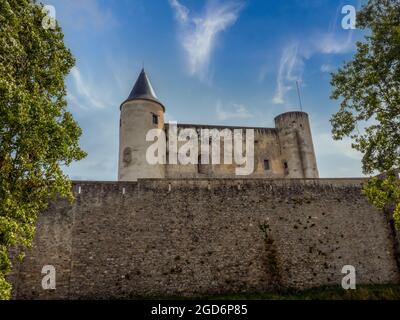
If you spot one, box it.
[10,179,400,299]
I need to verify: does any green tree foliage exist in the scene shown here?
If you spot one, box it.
[0,0,86,299]
[330,0,400,229]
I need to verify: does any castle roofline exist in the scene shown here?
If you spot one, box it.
[120,68,165,111]
[165,122,277,132]
[274,111,308,122]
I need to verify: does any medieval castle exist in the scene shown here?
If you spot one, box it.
[8,69,400,300]
[118,69,319,181]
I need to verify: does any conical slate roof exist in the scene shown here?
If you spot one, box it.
[121,69,165,111]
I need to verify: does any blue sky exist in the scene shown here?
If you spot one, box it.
[46,0,367,180]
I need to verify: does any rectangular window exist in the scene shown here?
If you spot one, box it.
[152,114,158,125]
[263,159,270,171]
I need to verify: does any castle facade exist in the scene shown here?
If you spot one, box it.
[118,69,319,181]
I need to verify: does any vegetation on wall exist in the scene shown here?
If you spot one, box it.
[0,0,86,299]
[258,222,282,289]
[330,0,400,229]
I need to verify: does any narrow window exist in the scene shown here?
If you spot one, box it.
[198,155,207,174]
[152,114,158,125]
[123,147,132,166]
[197,155,202,174]
[263,159,270,171]
[283,161,288,170]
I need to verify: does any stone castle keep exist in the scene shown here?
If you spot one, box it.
[8,70,400,299]
[118,69,319,181]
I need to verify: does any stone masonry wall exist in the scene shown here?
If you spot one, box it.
[165,128,285,179]
[9,179,400,299]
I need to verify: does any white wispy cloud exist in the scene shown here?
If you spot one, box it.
[48,0,117,30]
[69,67,108,109]
[169,0,244,81]
[272,43,303,105]
[314,132,362,161]
[269,1,358,105]
[309,113,365,177]
[314,30,355,54]
[170,0,189,23]
[317,0,357,54]
[320,63,335,73]
[271,30,355,105]
[216,101,253,120]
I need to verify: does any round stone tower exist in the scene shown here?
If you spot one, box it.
[274,111,319,178]
[118,69,165,181]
